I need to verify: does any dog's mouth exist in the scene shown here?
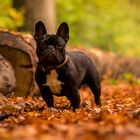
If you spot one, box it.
[47,53,57,63]
[40,53,59,67]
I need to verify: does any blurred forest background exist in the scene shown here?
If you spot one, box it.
[0,0,140,57]
[1,1,140,140]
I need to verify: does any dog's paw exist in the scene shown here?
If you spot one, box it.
[47,107,58,113]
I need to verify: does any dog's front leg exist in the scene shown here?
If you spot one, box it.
[66,88,80,111]
[39,86,54,107]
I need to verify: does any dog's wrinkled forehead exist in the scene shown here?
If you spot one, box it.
[39,34,66,46]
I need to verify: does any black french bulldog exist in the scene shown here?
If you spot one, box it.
[34,21,101,111]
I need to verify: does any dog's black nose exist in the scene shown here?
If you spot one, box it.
[48,45,55,52]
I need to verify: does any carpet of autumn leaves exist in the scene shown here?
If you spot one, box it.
[0,79,140,140]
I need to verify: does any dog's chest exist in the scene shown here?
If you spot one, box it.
[43,70,63,94]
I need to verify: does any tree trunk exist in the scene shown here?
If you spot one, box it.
[0,31,37,96]
[13,0,56,34]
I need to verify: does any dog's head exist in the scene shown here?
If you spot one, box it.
[34,21,69,68]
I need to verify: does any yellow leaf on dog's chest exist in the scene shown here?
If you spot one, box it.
[43,70,63,94]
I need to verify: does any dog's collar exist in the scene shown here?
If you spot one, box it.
[38,55,69,72]
[57,55,69,68]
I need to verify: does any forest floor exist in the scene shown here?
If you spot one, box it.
[0,79,140,140]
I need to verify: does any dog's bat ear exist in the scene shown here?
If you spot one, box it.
[34,21,47,40]
[57,22,69,43]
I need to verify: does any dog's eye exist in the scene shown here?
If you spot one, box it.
[56,45,61,48]
[54,43,60,48]
[40,44,46,48]
[56,45,62,49]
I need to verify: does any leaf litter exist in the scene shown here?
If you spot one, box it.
[0,79,140,140]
